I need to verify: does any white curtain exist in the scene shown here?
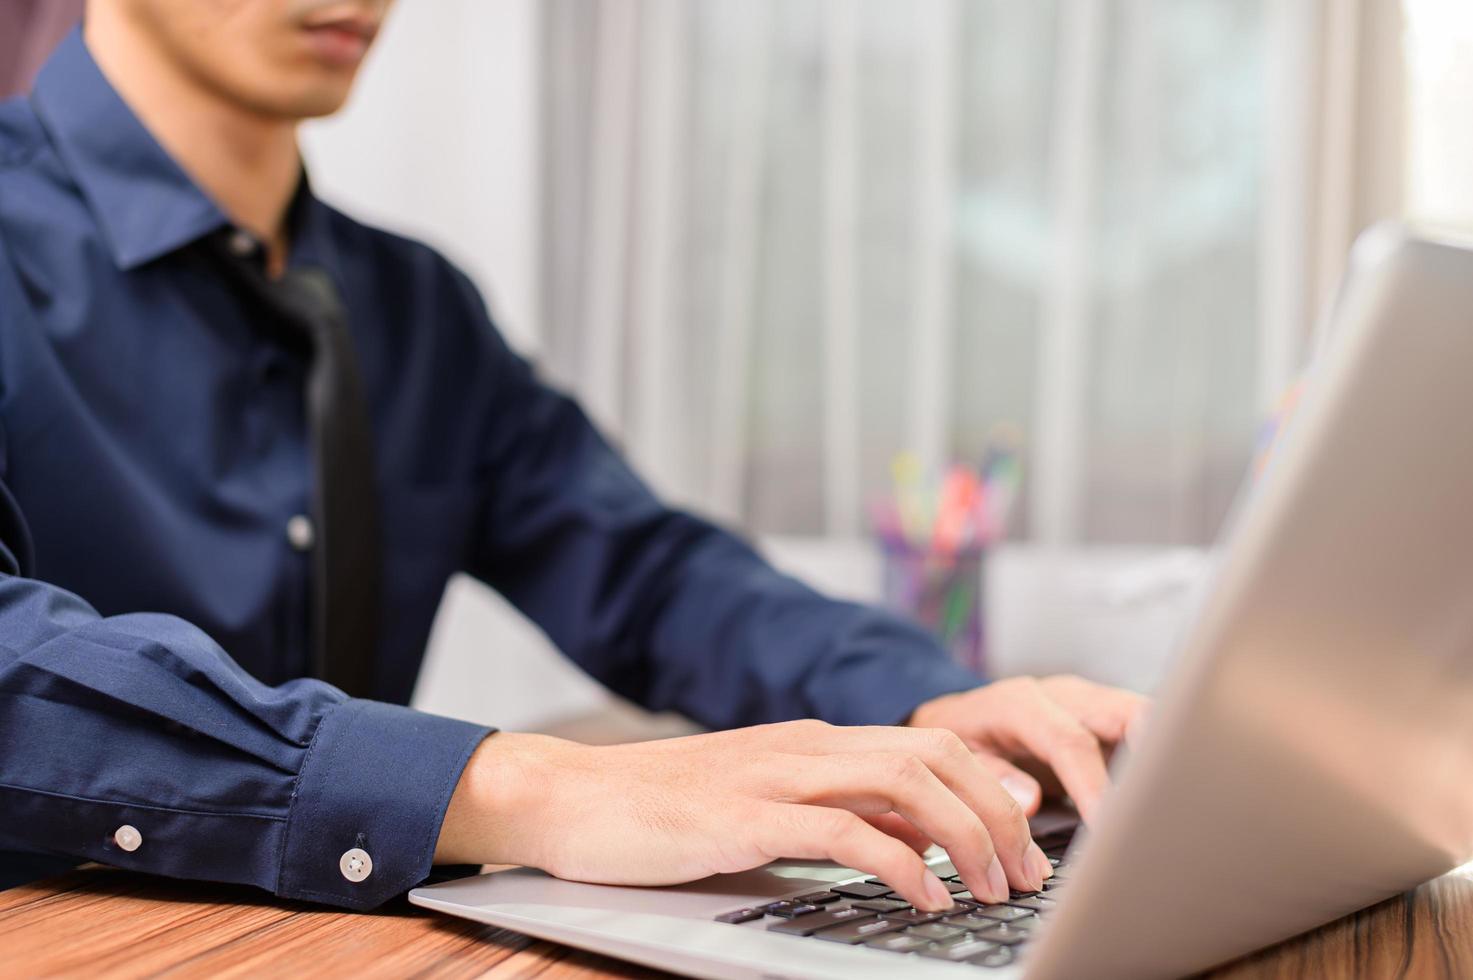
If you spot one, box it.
[535,0,1408,548]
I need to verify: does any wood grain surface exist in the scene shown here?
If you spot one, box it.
[2,862,1470,979]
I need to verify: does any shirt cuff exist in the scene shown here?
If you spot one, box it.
[276,699,491,910]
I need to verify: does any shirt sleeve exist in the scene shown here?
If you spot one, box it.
[0,469,490,909]
[456,274,981,731]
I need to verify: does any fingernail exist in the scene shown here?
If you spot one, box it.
[985,855,1008,903]
[1027,842,1052,888]
[1001,775,1037,810]
[923,872,953,911]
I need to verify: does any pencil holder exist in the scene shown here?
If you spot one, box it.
[880,541,987,676]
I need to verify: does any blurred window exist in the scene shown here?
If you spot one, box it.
[540,0,1275,546]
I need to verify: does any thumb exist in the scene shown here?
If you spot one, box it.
[976,754,1042,816]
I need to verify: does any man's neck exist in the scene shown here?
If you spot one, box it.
[85,7,300,274]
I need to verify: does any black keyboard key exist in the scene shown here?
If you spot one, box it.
[887,908,948,925]
[906,922,966,941]
[713,907,762,924]
[831,881,893,900]
[1035,831,1074,851]
[1041,879,1065,892]
[920,930,989,949]
[851,898,910,913]
[948,890,995,907]
[793,891,841,905]
[955,893,1009,912]
[813,917,909,945]
[971,904,1035,923]
[1009,888,1039,899]
[943,912,1002,932]
[976,922,1031,945]
[767,905,876,937]
[969,945,1018,969]
[919,936,1001,962]
[763,901,822,919]
[928,859,959,879]
[864,931,933,954]
[943,879,971,894]
[954,892,1020,911]
[1006,895,1059,913]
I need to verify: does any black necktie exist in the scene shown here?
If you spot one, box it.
[205,234,382,698]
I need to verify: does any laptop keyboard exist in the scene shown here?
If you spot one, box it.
[713,829,1074,970]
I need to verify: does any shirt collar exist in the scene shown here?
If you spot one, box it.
[285,173,338,273]
[30,29,231,271]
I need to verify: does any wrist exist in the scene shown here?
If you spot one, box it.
[433,731,562,867]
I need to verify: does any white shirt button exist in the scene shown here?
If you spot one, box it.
[228,228,259,258]
[339,847,373,883]
[114,825,143,852]
[286,514,315,551]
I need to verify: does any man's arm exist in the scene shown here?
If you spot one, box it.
[0,480,489,909]
[430,262,1141,904]
[420,270,1051,904]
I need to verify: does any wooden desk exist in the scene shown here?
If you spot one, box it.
[3,863,1470,979]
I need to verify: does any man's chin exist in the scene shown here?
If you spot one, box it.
[239,77,359,122]
[292,89,356,120]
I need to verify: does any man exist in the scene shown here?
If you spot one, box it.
[0,0,1145,914]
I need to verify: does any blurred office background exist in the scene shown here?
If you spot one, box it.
[5,1,1470,730]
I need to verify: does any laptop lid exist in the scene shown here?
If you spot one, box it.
[1027,224,1473,979]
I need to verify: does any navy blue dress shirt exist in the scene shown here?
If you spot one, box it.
[0,32,980,909]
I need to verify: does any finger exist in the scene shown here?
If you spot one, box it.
[754,804,954,911]
[1040,676,1150,745]
[765,752,1010,903]
[771,724,1040,891]
[975,754,1042,817]
[863,812,933,855]
[1002,686,1112,824]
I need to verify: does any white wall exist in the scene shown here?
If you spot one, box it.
[300,0,616,728]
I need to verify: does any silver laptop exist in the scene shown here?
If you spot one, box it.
[410,224,1473,979]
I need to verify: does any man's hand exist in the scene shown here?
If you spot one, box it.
[909,675,1149,823]
[435,720,1055,910]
